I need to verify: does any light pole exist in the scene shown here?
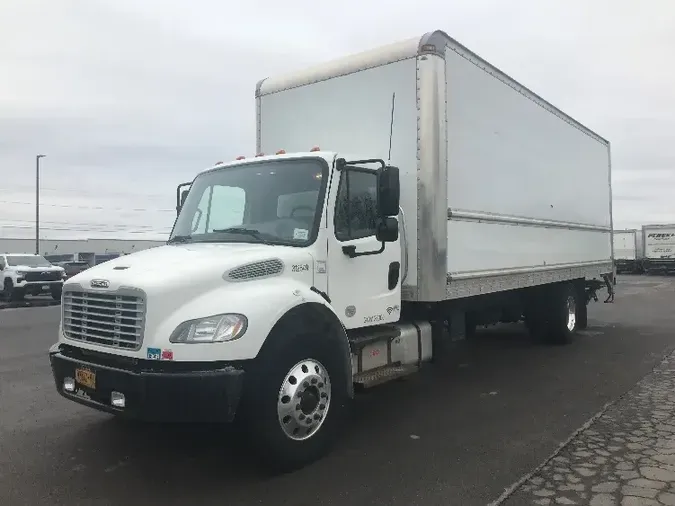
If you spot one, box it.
[36,154,46,255]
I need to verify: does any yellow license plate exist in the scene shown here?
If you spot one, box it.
[75,368,96,390]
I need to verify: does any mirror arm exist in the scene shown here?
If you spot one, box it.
[341,243,386,259]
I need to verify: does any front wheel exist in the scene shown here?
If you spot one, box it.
[3,279,24,302]
[51,286,63,301]
[241,330,350,473]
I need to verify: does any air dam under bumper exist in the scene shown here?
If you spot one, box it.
[49,344,245,423]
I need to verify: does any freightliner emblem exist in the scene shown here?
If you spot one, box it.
[90,279,110,288]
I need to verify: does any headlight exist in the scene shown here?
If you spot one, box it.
[169,313,248,344]
[17,271,28,276]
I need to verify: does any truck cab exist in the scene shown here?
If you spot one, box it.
[49,150,406,471]
[172,151,402,329]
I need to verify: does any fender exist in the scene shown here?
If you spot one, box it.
[257,300,354,400]
[144,277,350,367]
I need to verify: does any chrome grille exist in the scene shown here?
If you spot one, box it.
[62,289,145,350]
[25,270,61,282]
[227,259,284,281]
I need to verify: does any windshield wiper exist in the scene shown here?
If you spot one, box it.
[212,227,269,244]
[167,235,192,244]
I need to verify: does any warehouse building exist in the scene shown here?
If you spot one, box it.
[0,237,165,264]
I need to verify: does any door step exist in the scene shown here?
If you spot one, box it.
[353,364,418,389]
[348,324,401,352]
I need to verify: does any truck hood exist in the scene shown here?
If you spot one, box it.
[64,243,314,295]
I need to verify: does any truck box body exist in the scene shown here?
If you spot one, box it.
[256,30,614,302]
[642,224,675,273]
[613,229,643,273]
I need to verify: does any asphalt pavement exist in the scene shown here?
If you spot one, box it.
[1,275,674,506]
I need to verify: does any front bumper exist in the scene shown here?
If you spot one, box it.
[49,344,245,423]
[16,280,63,294]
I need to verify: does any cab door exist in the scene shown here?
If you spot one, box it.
[326,164,402,329]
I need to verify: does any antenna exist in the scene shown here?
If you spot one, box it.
[387,92,396,162]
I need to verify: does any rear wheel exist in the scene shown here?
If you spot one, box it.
[542,283,578,345]
[525,283,580,345]
[241,328,350,473]
[575,283,588,330]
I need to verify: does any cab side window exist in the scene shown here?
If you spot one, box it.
[334,169,378,241]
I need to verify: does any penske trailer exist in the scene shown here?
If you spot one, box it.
[49,30,614,471]
[642,224,675,274]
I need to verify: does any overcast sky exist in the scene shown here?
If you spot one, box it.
[1,0,674,241]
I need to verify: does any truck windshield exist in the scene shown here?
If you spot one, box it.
[170,158,328,246]
[7,255,52,267]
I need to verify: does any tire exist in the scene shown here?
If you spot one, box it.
[575,282,588,330]
[542,283,577,345]
[51,286,62,301]
[241,328,350,473]
[3,279,24,302]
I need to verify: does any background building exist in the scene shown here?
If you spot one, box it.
[0,237,165,264]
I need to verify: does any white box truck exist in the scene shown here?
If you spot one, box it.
[642,224,675,274]
[613,229,644,274]
[49,30,614,471]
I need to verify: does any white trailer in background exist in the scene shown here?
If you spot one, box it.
[49,29,615,472]
[613,229,644,274]
[642,224,675,274]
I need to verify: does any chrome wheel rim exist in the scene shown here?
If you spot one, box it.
[277,359,331,441]
[566,295,576,332]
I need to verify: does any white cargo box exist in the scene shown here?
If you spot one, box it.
[256,30,613,302]
[613,229,642,260]
[642,224,675,260]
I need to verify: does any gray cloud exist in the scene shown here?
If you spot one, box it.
[1,0,674,240]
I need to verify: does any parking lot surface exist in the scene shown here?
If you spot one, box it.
[0,275,674,506]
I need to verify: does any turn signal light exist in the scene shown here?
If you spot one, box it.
[255,153,264,157]
[310,146,321,152]
[235,156,245,160]
[276,149,286,155]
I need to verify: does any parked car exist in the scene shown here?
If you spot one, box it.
[55,261,91,280]
[0,253,66,301]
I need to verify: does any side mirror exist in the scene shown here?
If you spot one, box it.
[376,217,399,243]
[176,182,192,215]
[377,165,400,217]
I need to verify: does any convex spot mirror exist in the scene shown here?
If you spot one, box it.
[377,165,400,217]
[376,217,399,243]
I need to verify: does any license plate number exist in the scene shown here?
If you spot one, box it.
[75,368,96,390]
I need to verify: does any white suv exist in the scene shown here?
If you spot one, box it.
[0,254,66,301]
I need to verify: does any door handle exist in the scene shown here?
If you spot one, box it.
[388,262,400,290]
